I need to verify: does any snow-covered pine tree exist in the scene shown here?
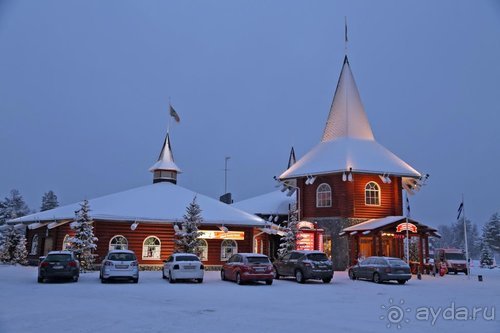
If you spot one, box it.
[174,197,204,255]
[0,225,28,265]
[67,200,98,272]
[277,204,302,258]
[482,213,500,254]
[480,242,494,268]
[40,191,59,211]
[0,190,30,224]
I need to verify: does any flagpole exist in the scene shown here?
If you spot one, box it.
[405,192,410,264]
[462,193,470,279]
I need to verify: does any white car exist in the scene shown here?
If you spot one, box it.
[162,253,204,283]
[100,250,139,283]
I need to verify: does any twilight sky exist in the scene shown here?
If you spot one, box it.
[1,0,499,228]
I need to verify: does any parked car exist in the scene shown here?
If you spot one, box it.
[273,250,333,283]
[162,253,204,283]
[348,256,411,284]
[221,253,273,285]
[38,251,79,283]
[100,250,139,283]
[434,248,468,275]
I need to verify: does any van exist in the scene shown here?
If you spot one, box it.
[434,248,468,275]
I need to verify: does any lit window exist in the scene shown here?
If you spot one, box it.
[62,234,72,250]
[221,239,237,261]
[198,239,208,262]
[109,235,128,251]
[30,235,39,255]
[142,236,161,260]
[316,183,332,207]
[365,182,381,205]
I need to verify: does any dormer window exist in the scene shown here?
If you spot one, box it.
[365,182,381,206]
[316,183,332,208]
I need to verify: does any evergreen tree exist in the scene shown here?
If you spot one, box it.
[40,191,59,211]
[479,242,494,268]
[434,219,481,258]
[67,200,98,272]
[0,225,28,265]
[482,213,500,253]
[174,197,204,254]
[277,205,302,258]
[0,189,30,223]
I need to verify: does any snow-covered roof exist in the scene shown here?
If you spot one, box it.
[280,56,420,180]
[9,182,266,227]
[342,216,438,234]
[149,133,181,173]
[232,191,294,215]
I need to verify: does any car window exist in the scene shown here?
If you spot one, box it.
[290,252,302,260]
[228,255,238,263]
[175,255,199,262]
[282,254,291,261]
[108,253,136,261]
[306,253,328,261]
[46,254,72,262]
[247,256,270,264]
[445,253,466,260]
[388,259,407,266]
[376,259,387,265]
[363,258,374,265]
[167,256,174,262]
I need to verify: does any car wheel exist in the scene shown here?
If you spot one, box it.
[322,277,332,284]
[133,278,139,284]
[101,277,107,284]
[72,276,79,283]
[273,267,280,280]
[373,272,382,284]
[197,278,203,283]
[464,270,468,276]
[454,271,458,275]
[236,273,243,285]
[397,280,407,285]
[37,276,43,283]
[162,269,167,279]
[295,270,305,284]
[169,271,175,284]
[221,270,226,281]
[348,269,357,280]
[265,279,273,285]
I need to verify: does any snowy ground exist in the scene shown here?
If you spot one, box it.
[1,265,499,333]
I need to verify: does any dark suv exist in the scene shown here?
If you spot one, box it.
[38,251,79,283]
[273,250,333,283]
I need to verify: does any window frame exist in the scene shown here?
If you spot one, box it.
[316,183,332,208]
[62,234,71,251]
[30,234,39,255]
[198,239,208,262]
[220,239,238,261]
[364,181,381,206]
[142,236,161,260]
[109,235,128,251]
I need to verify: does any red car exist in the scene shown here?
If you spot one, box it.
[221,253,274,285]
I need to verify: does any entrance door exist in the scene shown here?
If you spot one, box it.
[43,237,53,255]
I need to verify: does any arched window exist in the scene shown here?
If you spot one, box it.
[62,234,72,250]
[316,183,332,207]
[30,234,39,255]
[365,182,381,205]
[109,235,128,251]
[198,239,208,262]
[221,239,237,261]
[142,236,161,260]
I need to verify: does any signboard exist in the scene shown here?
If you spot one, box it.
[198,230,245,240]
[297,221,315,230]
[296,232,315,251]
[396,223,418,233]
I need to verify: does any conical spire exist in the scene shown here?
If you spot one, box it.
[287,147,296,169]
[149,133,181,184]
[321,56,375,142]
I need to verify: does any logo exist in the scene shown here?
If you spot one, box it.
[379,298,411,329]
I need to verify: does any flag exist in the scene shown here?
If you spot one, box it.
[406,196,410,217]
[457,202,464,220]
[344,17,348,43]
[169,104,180,123]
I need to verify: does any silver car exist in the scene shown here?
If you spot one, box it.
[162,253,204,283]
[100,250,139,283]
[348,256,411,284]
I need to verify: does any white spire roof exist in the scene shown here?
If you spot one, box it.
[149,133,182,173]
[322,56,374,141]
[280,56,420,179]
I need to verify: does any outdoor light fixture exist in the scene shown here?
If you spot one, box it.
[173,224,181,233]
[305,175,317,185]
[342,172,347,181]
[378,173,392,184]
[218,225,229,233]
[130,221,139,231]
[347,167,353,182]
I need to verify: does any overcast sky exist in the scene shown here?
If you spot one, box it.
[1,0,499,228]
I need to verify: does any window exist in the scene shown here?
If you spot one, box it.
[221,239,237,261]
[365,182,381,205]
[198,239,208,262]
[62,234,72,250]
[142,236,161,260]
[30,235,39,255]
[316,183,332,207]
[109,235,128,251]
[290,252,302,260]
